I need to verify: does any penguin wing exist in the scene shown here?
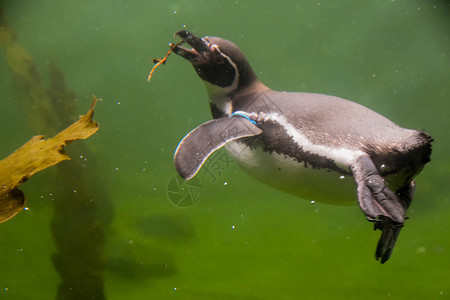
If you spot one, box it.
[174,116,262,180]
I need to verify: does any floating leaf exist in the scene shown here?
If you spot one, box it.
[0,97,99,223]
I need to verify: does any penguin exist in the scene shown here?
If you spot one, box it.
[170,30,432,263]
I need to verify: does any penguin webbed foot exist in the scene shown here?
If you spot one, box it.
[372,216,403,263]
[351,155,409,263]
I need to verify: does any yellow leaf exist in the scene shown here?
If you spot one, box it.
[0,97,100,223]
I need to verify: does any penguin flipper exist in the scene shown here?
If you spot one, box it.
[351,155,410,263]
[174,116,262,180]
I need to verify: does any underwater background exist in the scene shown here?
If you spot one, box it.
[0,0,449,299]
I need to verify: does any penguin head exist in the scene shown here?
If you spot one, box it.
[172,31,258,94]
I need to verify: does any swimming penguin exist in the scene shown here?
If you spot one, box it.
[170,30,432,263]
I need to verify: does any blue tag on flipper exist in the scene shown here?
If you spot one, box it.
[230,111,257,125]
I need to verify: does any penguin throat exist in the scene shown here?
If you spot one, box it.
[204,82,233,116]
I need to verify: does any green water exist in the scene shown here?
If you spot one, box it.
[0,1,449,299]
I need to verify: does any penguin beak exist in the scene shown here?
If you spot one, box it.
[172,30,212,64]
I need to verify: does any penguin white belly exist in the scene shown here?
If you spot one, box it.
[225,141,358,205]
